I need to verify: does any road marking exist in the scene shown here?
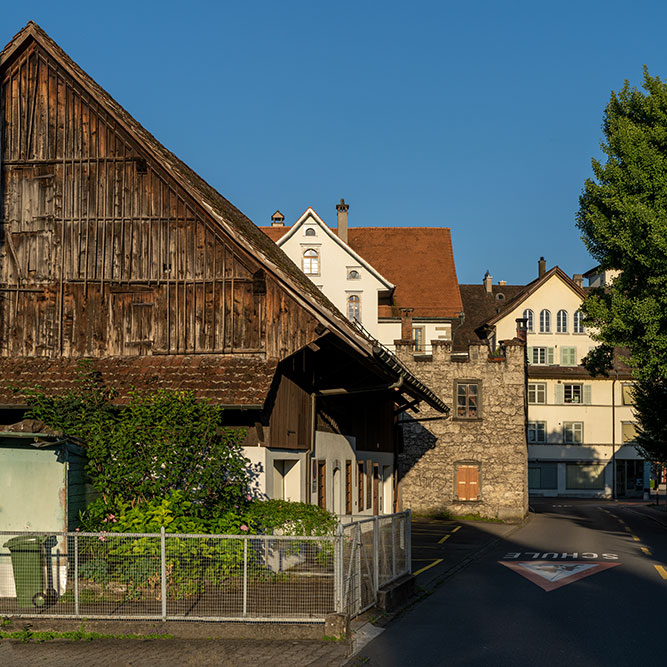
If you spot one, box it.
[618,519,626,524]
[503,551,619,560]
[624,527,632,533]
[499,561,621,591]
[641,547,651,555]
[655,565,667,580]
[414,559,443,576]
[632,536,640,542]
[451,526,461,533]
[438,534,451,544]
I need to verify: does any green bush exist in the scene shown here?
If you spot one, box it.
[246,500,337,536]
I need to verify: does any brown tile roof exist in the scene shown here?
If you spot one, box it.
[0,356,277,406]
[260,225,463,318]
[455,284,526,350]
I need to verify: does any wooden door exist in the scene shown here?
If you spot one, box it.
[317,461,326,509]
[373,464,379,515]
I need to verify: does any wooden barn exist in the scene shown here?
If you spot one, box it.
[0,23,447,515]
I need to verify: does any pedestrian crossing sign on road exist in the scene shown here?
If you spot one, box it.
[499,561,621,591]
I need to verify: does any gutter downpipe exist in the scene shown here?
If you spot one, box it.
[612,370,618,500]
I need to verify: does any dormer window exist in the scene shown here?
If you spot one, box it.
[305,227,316,237]
[348,270,360,280]
[302,249,319,275]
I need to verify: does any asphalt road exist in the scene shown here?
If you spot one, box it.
[352,499,667,666]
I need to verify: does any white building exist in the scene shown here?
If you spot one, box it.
[464,259,647,498]
[262,201,464,352]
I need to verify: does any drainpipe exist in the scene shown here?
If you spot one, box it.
[611,370,618,499]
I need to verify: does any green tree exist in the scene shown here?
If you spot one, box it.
[577,67,667,382]
[633,377,667,466]
[20,361,250,510]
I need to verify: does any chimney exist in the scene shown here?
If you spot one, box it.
[336,198,349,244]
[400,308,414,341]
[498,280,507,286]
[271,210,285,227]
[538,257,546,277]
[483,270,493,294]
[572,273,584,288]
[516,317,527,343]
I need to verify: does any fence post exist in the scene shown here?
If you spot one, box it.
[373,516,379,596]
[74,533,79,616]
[243,537,248,618]
[334,522,344,613]
[406,509,412,575]
[160,526,167,621]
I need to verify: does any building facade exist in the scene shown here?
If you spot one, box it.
[469,260,647,498]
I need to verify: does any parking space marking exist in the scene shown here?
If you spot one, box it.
[641,547,651,555]
[451,526,461,533]
[632,535,640,542]
[438,534,451,544]
[414,559,443,576]
[655,565,667,580]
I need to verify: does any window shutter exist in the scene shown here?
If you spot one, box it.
[547,347,555,365]
[555,384,564,404]
[457,467,468,500]
[560,347,566,365]
[527,347,533,363]
[583,384,592,405]
[469,466,479,500]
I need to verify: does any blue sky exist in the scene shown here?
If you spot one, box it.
[3,1,667,284]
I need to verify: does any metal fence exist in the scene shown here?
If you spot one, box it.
[0,511,410,623]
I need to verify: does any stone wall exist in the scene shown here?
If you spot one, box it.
[396,340,528,521]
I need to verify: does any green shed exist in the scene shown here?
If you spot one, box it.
[0,424,95,599]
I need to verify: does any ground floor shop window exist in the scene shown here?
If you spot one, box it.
[566,463,605,490]
[528,463,557,489]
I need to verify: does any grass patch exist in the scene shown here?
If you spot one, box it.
[0,624,174,643]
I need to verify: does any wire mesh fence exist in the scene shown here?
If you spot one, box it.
[0,511,410,623]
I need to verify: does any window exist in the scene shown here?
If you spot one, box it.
[622,383,635,405]
[456,464,480,501]
[523,309,534,333]
[456,382,480,418]
[560,347,577,366]
[347,269,360,280]
[529,463,558,489]
[527,421,547,443]
[539,309,551,333]
[557,310,568,333]
[566,463,605,490]
[496,293,505,301]
[528,383,546,404]
[622,422,638,444]
[556,383,591,404]
[573,310,585,334]
[302,249,319,274]
[528,346,554,365]
[305,227,316,236]
[345,460,352,514]
[563,422,584,444]
[347,294,361,322]
[413,326,425,352]
[357,461,364,511]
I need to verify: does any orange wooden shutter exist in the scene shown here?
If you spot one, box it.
[457,465,479,501]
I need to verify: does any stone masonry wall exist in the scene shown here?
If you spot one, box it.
[396,340,528,521]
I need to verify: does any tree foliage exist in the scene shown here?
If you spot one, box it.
[633,377,667,465]
[576,67,667,381]
[21,361,250,510]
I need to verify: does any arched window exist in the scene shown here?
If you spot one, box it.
[557,309,568,333]
[302,249,319,275]
[523,309,534,333]
[573,310,584,334]
[347,295,361,322]
[539,309,551,333]
[347,270,360,280]
[305,227,316,236]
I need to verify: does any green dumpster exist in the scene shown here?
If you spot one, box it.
[3,535,48,608]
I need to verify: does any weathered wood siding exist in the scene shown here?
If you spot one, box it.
[0,41,319,360]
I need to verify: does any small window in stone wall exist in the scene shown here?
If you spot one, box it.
[455,381,481,418]
[456,464,480,501]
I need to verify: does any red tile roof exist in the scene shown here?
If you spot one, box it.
[260,225,463,318]
[0,356,277,406]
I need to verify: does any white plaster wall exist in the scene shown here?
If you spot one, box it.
[243,446,267,499]
[379,321,452,351]
[278,215,389,339]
